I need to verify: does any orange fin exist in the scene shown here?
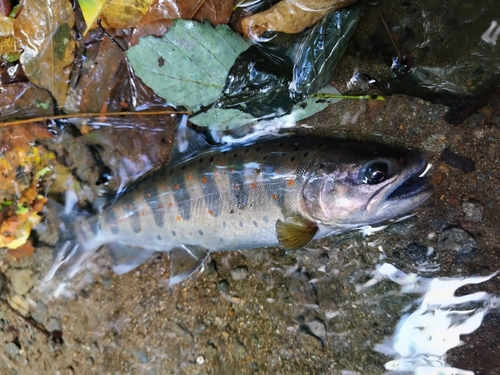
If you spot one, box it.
[276,219,318,250]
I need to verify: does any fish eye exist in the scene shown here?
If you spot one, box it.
[362,161,389,184]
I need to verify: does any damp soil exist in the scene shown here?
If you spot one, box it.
[1,2,500,375]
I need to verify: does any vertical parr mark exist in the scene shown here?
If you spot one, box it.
[200,173,221,217]
[104,208,120,234]
[124,202,142,233]
[229,165,248,210]
[172,177,191,220]
[262,162,286,207]
[143,187,164,228]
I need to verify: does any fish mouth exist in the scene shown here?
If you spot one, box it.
[386,162,434,201]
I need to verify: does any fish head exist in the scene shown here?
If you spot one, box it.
[302,143,434,229]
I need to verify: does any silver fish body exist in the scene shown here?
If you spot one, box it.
[47,137,434,284]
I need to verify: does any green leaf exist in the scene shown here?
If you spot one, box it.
[191,84,342,130]
[127,20,251,111]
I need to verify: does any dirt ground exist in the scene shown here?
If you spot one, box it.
[2,1,500,375]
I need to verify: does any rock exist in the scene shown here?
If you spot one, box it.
[307,318,326,341]
[422,134,447,153]
[136,351,148,363]
[462,201,483,223]
[47,317,62,332]
[230,266,248,281]
[438,227,477,254]
[9,268,33,295]
[217,280,229,293]
[5,342,20,357]
[32,301,48,325]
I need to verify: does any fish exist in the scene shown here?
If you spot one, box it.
[44,127,434,286]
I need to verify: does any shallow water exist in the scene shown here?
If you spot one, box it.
[1,0,500,374]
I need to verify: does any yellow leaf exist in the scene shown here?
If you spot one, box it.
[94,0,155,30]
[0,16,18,61]
[78,0,107,35]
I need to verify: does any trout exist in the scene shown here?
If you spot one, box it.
[45,133,433,285]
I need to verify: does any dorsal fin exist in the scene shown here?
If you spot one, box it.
[276,219,318,250]
[168,115,211,166]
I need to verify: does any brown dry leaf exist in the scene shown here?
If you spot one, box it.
[130,0,204,44]
[6,239,35,260]
[0,0,12,17]
[14,0,76,108]
[240,0,358,38]
[0,82,54,121]
[97,0,156,29]
[193,0,234,26]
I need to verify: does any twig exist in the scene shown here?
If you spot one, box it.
[0,297,50,338]
[377,9,401,59]
[0,110,190,127]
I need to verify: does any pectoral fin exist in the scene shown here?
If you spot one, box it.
[276,220,318,250]
[170,245,210,285]
[108,243,156,275]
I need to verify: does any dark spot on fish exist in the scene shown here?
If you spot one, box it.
[318,144,324,148]
[263,156,267,160]
[104,209,119,234]
[158,57,165,67]
[171,230,176,236]
[172,177,191,220]
[244,149,249,153]
[182,165,186,170]
[123,201,141,233]
[210,157,214,163]
[199,230,204,236]
[281,152,286,156]
[256,147,261,152]
[143,188,164,228]
[239,221,244,227]
[263,216,269,223]
[291,156,295,162]
[294,146,299,151]
[279,143,284,147]
[169,169,174,174]
[157,235,162,240]
[223,151,228,155]
[253,221,258,227]
[233,153,238,158]
[319,163,325,169]
[199,158,203,164]
[230,209,235,214]
[304,152,309,157]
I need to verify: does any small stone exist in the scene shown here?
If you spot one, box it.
[217,280,229,293]
[230,266,248,281]
[8,295,29,315]
[32,301,49,325]
[5,342,20,357]
[307,318,326,341]
[422,134,446,153]
[438,227,477,254]
[136,351,148,363]
[196,355,204,365]
[9,268,34,295]
[462,201,483,223]
[47,317,62,332]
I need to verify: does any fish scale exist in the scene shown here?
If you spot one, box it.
[46,136,434,285]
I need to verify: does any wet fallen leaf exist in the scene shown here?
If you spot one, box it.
[86,0,156,31]
[77,0,107,35]
[0,82,54,121]
[0,0,12,17]
[127,19,250,110]
[193,0,234,26]
[130,0,204,45]
[240,0,357,38]
[14,0,76,108]
[0,16,18,61]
